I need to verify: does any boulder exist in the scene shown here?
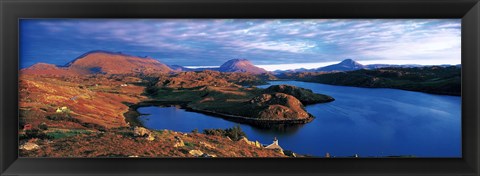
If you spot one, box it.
[145,134,155,141]
[238,137,262,148]
[200,153,217,158]
[188,150,204,157]
[199,141,215,149]
[254,141,262,148]
[173,136,185,147]
[133,126,151,137]
[20,142,40,151]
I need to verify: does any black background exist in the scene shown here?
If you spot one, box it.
[1,0,479,176]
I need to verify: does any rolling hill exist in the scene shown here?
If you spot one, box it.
[22,50,172,75]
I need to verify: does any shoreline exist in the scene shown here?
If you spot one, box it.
[269,79,461,97]
[123,100,315,130]
[123,100,190,128]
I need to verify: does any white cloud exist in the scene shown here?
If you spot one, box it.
[241,41,317,53]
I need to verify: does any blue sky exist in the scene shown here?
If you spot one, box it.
[20,19,461,71]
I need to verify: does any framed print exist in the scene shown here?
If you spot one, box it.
[1,0,479,176]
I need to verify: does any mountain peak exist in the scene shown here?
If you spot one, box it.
[65,50,145,67]
[221,59,251,65]
[229,58,249,62]
[219,59,266,74]
[25,50,172,75]
[339,59,359,65]
[314,59,365,72]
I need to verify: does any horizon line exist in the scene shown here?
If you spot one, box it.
[185,59,461,71]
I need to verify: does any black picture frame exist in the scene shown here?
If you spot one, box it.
[1,0,479,175]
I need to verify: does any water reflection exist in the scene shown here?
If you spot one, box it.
[139,81,461,157]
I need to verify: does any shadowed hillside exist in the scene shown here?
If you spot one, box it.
[294,66,461,96]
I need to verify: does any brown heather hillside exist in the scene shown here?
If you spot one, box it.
[22,51,172,76]
[18,51,331,157]
[20,130,285,157]
[67,51,172,74]
[156,70,269,88]
[18,72,291,157]
[19,74,146,129]
[21,63,79,76]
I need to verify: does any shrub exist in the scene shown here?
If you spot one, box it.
[21,128,51,140]
[46,130,91,139]
[46,114,70,121]
[38,123,48,131]
[203,129,226,136]
[184,142,194,147]
[224,125,246,141]
[81,123,106,132]
[203,125,246,141]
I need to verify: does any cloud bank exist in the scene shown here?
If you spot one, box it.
[20,19,461,69]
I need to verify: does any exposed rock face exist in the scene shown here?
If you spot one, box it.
[134,126,155,141]
[133,127,151,137]
[20,142,40,151]
[173,136,185,148]
[199,141,215,149]
[218,59,267,74]
[145,135,155,141]
[264,85,334,104]
[249,93,311,120]
[200,153,217,157]
[239,137,262,148]
[188,149,204,157]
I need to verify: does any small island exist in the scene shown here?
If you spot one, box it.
[139,69,335,126]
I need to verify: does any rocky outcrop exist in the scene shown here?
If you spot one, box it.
[199,141,216,149]
[173,136,185,147]
[188,149,217,157]
[133,126,150,137]
[20,142,40,151]
[133,126,155,141]
[239,137,262,148]
[249,93,311,120]
[263,85,334,104]
[188,149,204,157]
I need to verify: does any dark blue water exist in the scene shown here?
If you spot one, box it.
[138,81,461,157]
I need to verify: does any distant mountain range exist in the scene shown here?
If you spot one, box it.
[22,51,268,75]
[22,50,460,76]
[273,59,460,74]
[167,59,267,74]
